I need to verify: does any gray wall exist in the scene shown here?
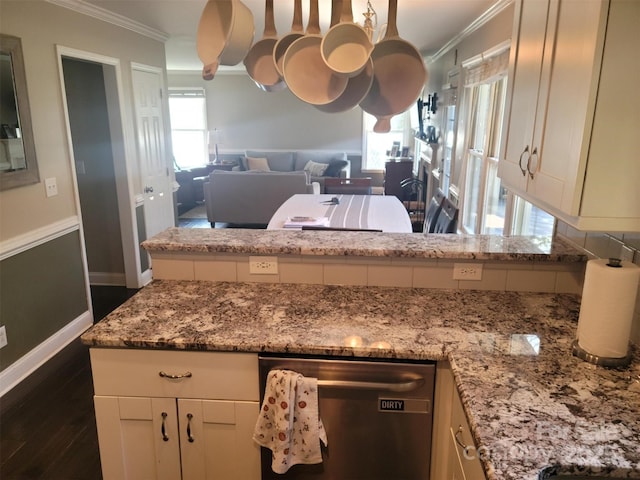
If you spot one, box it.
[62,57,125,280]
[168,72,364,154]
[0,232,87,369]
[0,1,166,375]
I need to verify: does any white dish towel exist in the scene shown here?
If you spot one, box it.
[253,369,328,474]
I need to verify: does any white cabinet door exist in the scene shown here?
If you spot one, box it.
[500,0,640,231]
[532,0,606,214]
[179,399,261,480]
[94,396,182,480]
[431,363,486,480]
[449,390,486,480]
[499,0,559,195]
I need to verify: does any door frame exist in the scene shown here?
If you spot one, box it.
[56,45,147,289]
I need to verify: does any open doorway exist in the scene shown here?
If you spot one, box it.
[61,56,140,315]
[58,49,148,325]
[61,56,140,314]
[62,57,126,286]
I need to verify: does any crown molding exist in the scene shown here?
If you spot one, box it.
[426,0,514,64]
[45,0,170,42]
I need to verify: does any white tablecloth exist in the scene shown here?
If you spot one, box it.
[267,194,413,233]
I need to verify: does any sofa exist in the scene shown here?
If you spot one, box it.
[203,170,320,226]
[239,150,350,193]
[175,162,237,213]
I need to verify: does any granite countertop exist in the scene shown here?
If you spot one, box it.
[142,228,587,262]
[81,280,640,479]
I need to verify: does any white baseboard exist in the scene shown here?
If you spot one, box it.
[0,311,93,398]
[141,268,153,286]
[89,271,126,286]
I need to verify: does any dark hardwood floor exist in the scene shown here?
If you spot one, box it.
[178,216,211,228]
[0,286,137,480]
[177,204,267,229]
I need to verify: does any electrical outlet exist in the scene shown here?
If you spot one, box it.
[453,263,483,281]
[0,326,7,349]
[45,177,58,197]
[249,256,278,275]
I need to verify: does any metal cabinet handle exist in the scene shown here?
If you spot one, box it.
[144,186,154,193]
[527,146,538,179]
[518,145,530,176]
[161,412,169,441]
[317,377,424,393]
[159,371,192,379]
[454,425,468,449]
[186,413,195,443]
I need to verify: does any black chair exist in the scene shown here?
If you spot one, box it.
[432,198,459,233]
[423,188,447,234]
[399,176,427,231]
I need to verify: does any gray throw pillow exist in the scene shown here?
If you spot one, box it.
[304,160,328,177]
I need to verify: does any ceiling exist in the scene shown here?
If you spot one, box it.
[79,0,499,71]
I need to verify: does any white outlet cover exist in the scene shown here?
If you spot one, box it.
[249,256,278,275]
[45,177,58,197]
[453,263,483,281]
[0,326,7,349]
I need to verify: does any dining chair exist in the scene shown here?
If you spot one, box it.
[399,176,427,231]
[423,188,446,234]
[324,177,373,195]
[432,197,459,233]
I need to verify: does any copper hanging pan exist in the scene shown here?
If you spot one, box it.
[282,0,348,106]
[243,0,286,91]
[359,0,428,132]
[197,0,255,80]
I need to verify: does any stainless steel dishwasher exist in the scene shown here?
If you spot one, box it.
[258,355,435,480]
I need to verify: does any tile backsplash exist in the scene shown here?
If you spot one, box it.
[556,221,640,345]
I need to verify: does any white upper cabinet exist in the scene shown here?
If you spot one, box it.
[499,0,640,232]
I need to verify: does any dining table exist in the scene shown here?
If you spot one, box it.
[267,194,413,233]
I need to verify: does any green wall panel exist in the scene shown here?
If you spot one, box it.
[0,231,88,370]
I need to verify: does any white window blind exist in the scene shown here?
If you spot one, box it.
[169,89,208,170]
[462,41,510,87]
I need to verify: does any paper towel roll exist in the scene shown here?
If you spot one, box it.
[577,258,640,359]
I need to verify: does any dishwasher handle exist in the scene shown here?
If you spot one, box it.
[317,377,424,393]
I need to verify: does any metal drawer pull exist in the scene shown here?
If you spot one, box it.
[317,377,424,393]
[518,145,530,176]
[454,425,468,449]
[527,146,538,179]
[159,371,192,379]
[186,413,195,443]
[161,412,169,441]
[455,425,478,460]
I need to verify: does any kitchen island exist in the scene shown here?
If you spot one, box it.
[82,279,640,480]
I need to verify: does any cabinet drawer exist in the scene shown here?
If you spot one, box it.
[90,349,259,401]
[450,389,486,479]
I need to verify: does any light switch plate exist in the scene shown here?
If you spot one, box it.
[45,177,58,197]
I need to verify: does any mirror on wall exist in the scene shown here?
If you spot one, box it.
[0,34,39,190]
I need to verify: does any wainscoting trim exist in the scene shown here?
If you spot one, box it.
[0,216,80,261]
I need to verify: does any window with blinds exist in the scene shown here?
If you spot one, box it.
[459,42,509,235]
[458,40,554,237]
[168,89,208,170]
